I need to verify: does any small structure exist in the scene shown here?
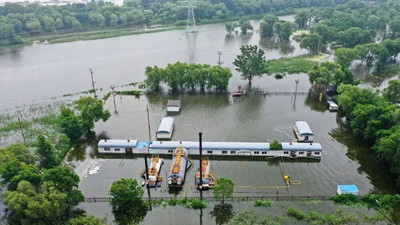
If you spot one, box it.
[327,100,338,112]
[156,117,174,139]
[167,100,181,113]
[294,121,314,143]
[97,139,149,154]
[281,142,322,158]
[195,158,216,189]
[167,147,191,187]
[142,155,163,188]
[337,185,359,195]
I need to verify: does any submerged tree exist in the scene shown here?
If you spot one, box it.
[36,135,59,169]
[213,177,234,204]
[300,34,323,54]
[74,96,111,132]
[233,45,266,84]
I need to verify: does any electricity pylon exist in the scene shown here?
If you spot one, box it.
[186,0,196,33]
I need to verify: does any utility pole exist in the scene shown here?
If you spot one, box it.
[217,51,224,65]
[146,105,151,154]
[199,132,203,197]
[186,0,196,32]
[110,85,117,113]
[295,79,299,94]
[89,68,97,98]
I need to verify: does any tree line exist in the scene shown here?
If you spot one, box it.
[337,81,400,183]
[144,62,232,92]
[0,0,351,46]
[0,96,110,224]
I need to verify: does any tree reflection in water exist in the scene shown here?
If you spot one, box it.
[259,38,295,55]
[210,203,234,225]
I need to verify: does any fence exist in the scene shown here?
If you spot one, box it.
[84,195,335,203]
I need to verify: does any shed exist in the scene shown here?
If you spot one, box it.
[167,100,181,113]
[337,185,359,195]
[156,117,174,139]
[294,121,314,142]
[98,139,138,148]
[281,142,321,151]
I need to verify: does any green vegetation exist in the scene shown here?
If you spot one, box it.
[233,45,266,83]
[308,62,358,86]
[331,194,400,215]
[213,177,235,204]
[0,145,85,224]
[337,84,400,183]
[269,139,282,150]
[287,207,360,224]
[0,0,342,46]
[254,199,273,207]
[115,90,141,97]
[145,62,232,92]
[264,55,318,75]
[109,178,148,225]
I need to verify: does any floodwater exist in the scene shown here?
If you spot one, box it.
[0,17,306,111]
[1,15,399,224]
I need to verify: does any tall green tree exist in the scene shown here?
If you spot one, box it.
[334,47,360,68]
[295,9,309,28]
[233,45,266,84]
[58,107,84,142]
[36,135,59,169]
[109,178,148,225]
[259,15,278,38]
[273,21,293,40]
[225,22,237,34]
[213,177,234,204]
[3,180,69,225]
[300,34,323,53]
[74,96,111,132]
[383,80,400,104]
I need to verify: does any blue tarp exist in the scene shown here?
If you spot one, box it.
[337,185,359,194]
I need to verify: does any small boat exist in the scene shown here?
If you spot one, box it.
[167,147,191,187]
[142,155,163,187]
[232,92,242,97]
[195,158,216,189]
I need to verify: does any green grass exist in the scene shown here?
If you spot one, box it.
[287,207,360,224]
[254,199,273,207]
[115,90,141,97]
[293,29,310,36]
[265,54,330,75]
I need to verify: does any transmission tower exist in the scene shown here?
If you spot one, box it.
[186,0,196,33]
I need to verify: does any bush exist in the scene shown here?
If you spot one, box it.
[188,199,208,209]
[254,199,272,207]
[330,194,360,205]
[270,139,282,150]
[287,207,307,220]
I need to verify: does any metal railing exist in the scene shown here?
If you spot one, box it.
[84,195,334,203]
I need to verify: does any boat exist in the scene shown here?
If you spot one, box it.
[232,91,242,97]
[195,158,216,189]
[167,147,191,187]
[142,155,163,187]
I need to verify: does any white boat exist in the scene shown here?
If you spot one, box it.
[327,100,338,112]
[143,155,163,187]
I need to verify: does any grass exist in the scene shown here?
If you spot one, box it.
[293,29,310,36]
[265,54,330,75]
[254,199,273,207]
[287,207,360,224]
[115,90,141,97]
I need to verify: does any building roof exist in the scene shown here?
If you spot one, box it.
[167,100,181,107]
[157,117,174,133]
[295,121,313,136]
[151,141,270,150]
[281,142,322,151]
[98,139,138,148]
[337,185,359,193]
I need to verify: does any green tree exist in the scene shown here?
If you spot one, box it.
[144,65,165,91]
[74,96,111,132]
[334,47,360,68]
[3,180,69,225]
[273,21,293,40]
[9,164,42,191]
[300,34,323,53]
[58,107,84,142]
[109,178,148,225]
[308,62,356,87]
[312,23,332,43]
[42,16,55,32]
[25,18,42,34]
[225,22,237,34]
[382,38,400,60]
[36,135,59,169]
[355,43,389,68]
[295,9,309,28]
[259,15,279,38]
[238,18,253,34]
[213,177,234,204]
[270,139,282,150]
[5,143,35,165]
[389,17,400,38]
[383,80,400,104]
[233,45,266,84]
[42,166,84,215]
